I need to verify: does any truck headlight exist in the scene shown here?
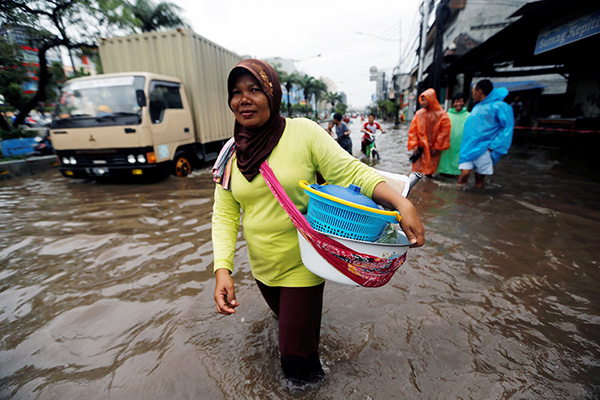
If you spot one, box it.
[137,154,146,163]
[63,157,70,164]
[69,157,77,164]
[127,154,136,164]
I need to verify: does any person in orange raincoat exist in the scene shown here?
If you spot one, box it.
[407,88,452,175]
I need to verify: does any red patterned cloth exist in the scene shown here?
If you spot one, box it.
[259,160,406,288]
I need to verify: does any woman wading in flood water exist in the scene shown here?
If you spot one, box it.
[211,59,424,388]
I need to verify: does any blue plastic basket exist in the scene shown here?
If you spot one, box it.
[300,181,400,242]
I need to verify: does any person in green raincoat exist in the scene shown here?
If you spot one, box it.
[437,92,469,176]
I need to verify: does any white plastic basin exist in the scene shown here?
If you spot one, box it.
[297,230,411,286]
[375,169,410,197]
[298,170,413,286]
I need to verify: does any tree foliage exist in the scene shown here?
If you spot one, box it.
[0,36,29,104]
[324,91,342,113]
[0,0,187,131]
[334,101,347,115]
[310,79,327,119]
[272,64,332,120]
[377,99,400,121]
[128,0,188,33]
[295,74,314,117]
[0,1,114,128]
[272,64,299,117]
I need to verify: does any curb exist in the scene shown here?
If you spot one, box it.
[0,155,60,181]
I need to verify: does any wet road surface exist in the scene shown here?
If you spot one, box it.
[1,118,599,399]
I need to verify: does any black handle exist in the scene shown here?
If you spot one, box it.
[125,128,136,133]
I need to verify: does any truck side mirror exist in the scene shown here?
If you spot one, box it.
[136,89,147,107]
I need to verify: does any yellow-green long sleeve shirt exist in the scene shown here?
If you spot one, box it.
[211,117,385,287]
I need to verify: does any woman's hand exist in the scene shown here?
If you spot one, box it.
[214,268,239,315]
[372,182,425,247]
[395,197,425,247]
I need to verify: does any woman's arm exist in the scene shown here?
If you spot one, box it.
[212,184,242,315]
[305,120,424,246]
[372,182,425,247]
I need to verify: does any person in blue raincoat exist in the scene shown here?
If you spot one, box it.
[458,79,514,188]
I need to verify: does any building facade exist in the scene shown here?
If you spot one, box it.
[414,0,598,128]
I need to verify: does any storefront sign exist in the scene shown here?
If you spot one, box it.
[535,10,600,55]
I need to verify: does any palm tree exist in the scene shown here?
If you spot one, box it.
[273,65,299,117]
[129,0,189,33]
[324,91,342,113]
[296,74,317,117]
[310,79,327,120]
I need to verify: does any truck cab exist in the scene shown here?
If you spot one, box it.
[50,72,197,179]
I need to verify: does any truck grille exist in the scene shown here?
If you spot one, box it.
[73,153,128,165]
[56,147,154,166]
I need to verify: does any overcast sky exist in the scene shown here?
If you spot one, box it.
[169,0,423,109]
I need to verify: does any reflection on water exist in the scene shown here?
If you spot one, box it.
[1,121,599,399]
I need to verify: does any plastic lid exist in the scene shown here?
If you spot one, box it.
[309,183,380,209]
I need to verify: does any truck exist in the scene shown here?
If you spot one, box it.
[49,29,241,179]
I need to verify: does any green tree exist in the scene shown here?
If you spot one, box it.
[128,0,189,33]
[0,0,187,129]
[324,91,342,113]
[0,1,119,128]
[377,99,400,121]
[290,103,305,116]
[310,79,327,120]
[296,74,317,117]
[46,61,68,102]
[0,36,29,131]
[272,64,299,117]
[334,101,347,115]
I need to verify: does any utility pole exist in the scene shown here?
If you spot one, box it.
[382,72,387,101]
[431,0,451,99]
[396,18,403,124]
[398,18,402,72]
[417,0,430,85]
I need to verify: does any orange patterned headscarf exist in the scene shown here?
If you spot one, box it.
[227,59,286,182]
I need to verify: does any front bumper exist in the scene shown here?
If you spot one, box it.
[56,147,163,179]
[59,163,163,179]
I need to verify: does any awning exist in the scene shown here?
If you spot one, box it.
[492,80,546,92]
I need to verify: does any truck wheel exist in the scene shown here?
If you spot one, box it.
[173,152,192,177]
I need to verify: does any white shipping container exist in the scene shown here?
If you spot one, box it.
[99,29,242,144]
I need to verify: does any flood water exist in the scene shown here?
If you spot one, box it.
[1,119,599,399]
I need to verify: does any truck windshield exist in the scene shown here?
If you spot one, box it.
[52,76,145,128]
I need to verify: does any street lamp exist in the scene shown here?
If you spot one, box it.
[291,54,321,72]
